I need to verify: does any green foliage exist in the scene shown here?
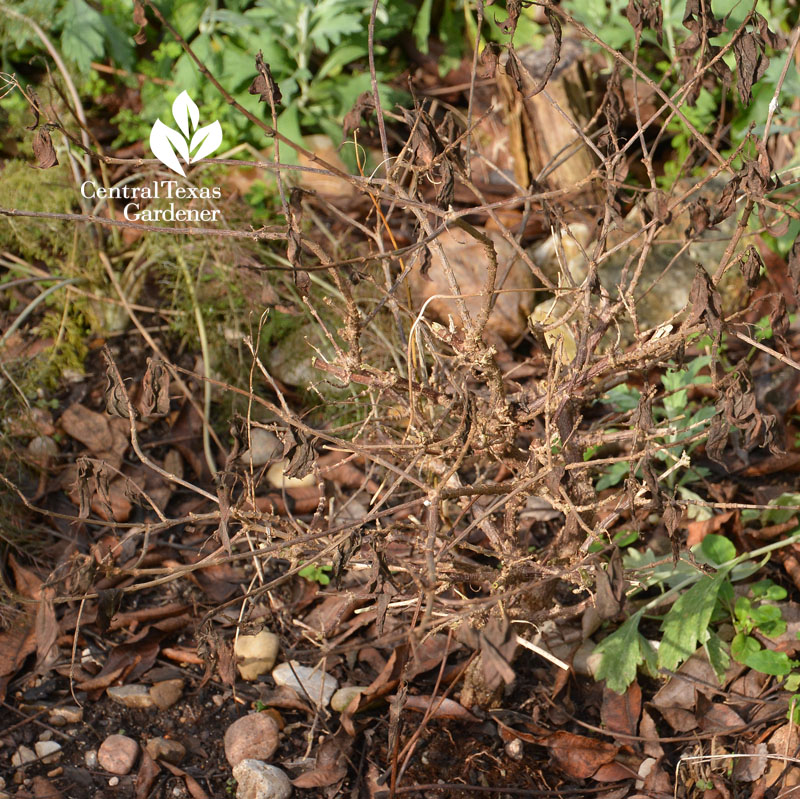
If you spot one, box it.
[593,613,652,694]
[597,533,800,693]
[298,562,332,585]
[592,355,713,493]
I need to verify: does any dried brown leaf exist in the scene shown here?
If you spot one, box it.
[399,694,479,722]
[132,0,147,44]
[139,357,170,418]
[249,51,282,107]
[32,128,58,168]
[0,620,36,701]
[601,681,641,737]
[135,750,160,799]
[545,731,618,778]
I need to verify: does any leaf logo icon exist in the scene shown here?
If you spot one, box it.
[149,90,223,177]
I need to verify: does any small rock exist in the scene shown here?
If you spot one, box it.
[34,741,62,764]
[108,777,119,787]
[46,768,63,778]
[211,695,224,707]
[11,746,36,768]
[38,730,53,742]
[31,775,63,799]
[97,734,139,775]
[235,631,280,680]
[224,714,280,767]
[107,684,154,710]
[232,760,292,799]
[84,750,98,769]
[504,738,524,761]
[272,661,338,707]
[27,435,58,467]
[330,686,367,713]
[239,429,283,467]
[149,679,184,710]
[48,706,84,727]
[266,460,316,490]
[145,737,186,764]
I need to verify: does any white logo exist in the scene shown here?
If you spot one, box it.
[149,90,222,177]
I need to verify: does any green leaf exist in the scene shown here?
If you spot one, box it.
[594,613,646,694]
[412,0,434,53]
[600,384,641,412]
[658,572,727,672]
[705,634,730,683]
[742,647,794,676]
[596,461,629,491]
[57,0,105,73]
[751,580,788,601]
[700,534,736,566]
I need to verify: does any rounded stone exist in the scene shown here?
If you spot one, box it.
[107,684,154,710]
[235,631,280,681]
[149,679,184,710]
[271,661,338,707]
[330,686,367,713]
[97,734,139,775]
[233,760,292,799]
[34,741,62,764]
[224,714,280,767]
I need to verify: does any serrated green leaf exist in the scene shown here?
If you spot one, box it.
[57,0,105,73]
[594,613,645,694]
[658,572,727,671]
[705,634,730,683]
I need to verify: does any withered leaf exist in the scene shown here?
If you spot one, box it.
[285,434,316,480]
[545,731,618,779]
[249,51,282,107]
[94,463,115,523]
[626,0,663,44]
[499,0,522,36]
[712,174,742,225]
[663,500,682,563]
[601,681,641,737]
[480,42,501,78]
[139,357,170,418]
[134,750,160,799]
[770,292,789,342]
[132,0,148,45]
[705,415,730,467]
[96,588,124,636]
[75,457,92,519]
[400,694,479,722]
[504,45,524,92]
[342,91,376,140]
[684,265,722,336]
[755,12,787,49]
[595,547,625,620]
[295,269,311,296]
[686,198,710,237]
[105,363,134,419]
[739,246,763,290]
[32,128,58,169]
[524,10,562,99]
[733,32,767,106]
[26,89,42,131]
[789,236,800,304]
[435,158,454,210]
[34,585,59,673]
